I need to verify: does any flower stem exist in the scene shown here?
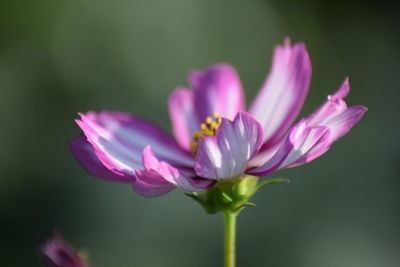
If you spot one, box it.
[223,211,237,267]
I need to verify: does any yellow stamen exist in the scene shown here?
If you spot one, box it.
[211,122,219,130]
[190,113,222,154]
[192,132,201,140]
[190,141,198,152]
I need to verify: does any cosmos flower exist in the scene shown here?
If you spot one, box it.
[70,39,367,197]
[39,233,88,267]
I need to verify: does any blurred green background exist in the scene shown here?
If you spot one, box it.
[1,0,399,266]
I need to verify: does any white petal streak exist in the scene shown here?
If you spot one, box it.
[249,39,312,146]
[194,112,263,180]
[76,111,193,176]
[280,122,331,168]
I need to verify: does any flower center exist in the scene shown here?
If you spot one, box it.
[190,112,222,153]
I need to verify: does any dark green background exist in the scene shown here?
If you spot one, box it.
[1,0,399,266]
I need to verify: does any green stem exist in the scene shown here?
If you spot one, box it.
[223,211,237,267]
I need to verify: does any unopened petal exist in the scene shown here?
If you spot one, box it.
[192,64,245,122]
[194,112,263,180]
[249,39,312,147]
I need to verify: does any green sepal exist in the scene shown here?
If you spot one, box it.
[256,178,290,192]
[186,176,289,214]
[234,202,256,212]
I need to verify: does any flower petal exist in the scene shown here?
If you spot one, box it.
[279,121,331,168]
[246,138,293,176]
[276,79,367,169]
[144,146,200,190]
[191,64,245,122]
[132,169,175,197]
[69,135,134,182]
[75,111,193,176]
[168,88,200,151]
[306,78,350,126]
[249,38,312,147]
[320,105,367,141]
[40,233,87,267]
[133,146,204,197]
[194,112,263,180]
[306,78,367,141]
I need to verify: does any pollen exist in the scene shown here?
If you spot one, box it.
[190,113,222,153]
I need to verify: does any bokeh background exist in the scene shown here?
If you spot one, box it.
[1,0,399,266]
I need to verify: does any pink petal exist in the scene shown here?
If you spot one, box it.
[331,77,350,100]
[321,106,367,141]
[187,176,216,189]
[192,64,245,122]
[275,79,367,169]
[75,111,193,176]
[133,146,205,197]
[306,78,367,142]
[132,169,175,197]
[306,78,350,126]
[40,233,87,267]
[249,38,312,147]
[69,135,135,182]
[168,88,200,151]
[246,143,280,168]
[246,136,293,176]
[280,121,331,168]
[194,112,263,180]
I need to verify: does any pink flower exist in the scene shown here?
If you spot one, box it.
[39,234,88,267]
[70,39,367,197]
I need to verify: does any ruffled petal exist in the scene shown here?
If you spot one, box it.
[306,78,350,126]
[306,78,367,142]
[132,146,204,197]
[191,64,245,122]
[276,79,367,169]
[75,111,193,176]
[69,135,134,182]
[194,112,263,180]
[168,88,200,151]
[249,38,312,147]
